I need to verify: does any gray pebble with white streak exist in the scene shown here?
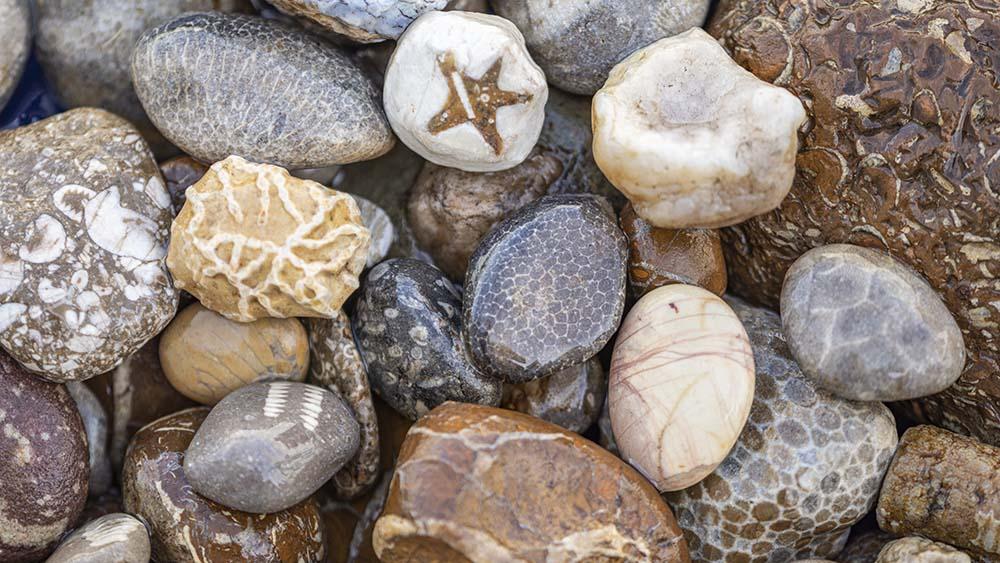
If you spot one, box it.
[46,513,151,563]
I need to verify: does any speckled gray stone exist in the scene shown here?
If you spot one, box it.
[493,0,710,95]
[269,0,447,42]
[502,357,605,434]
[781,244,966,402]
[184,381,361,513]
[463,195,627,383]
[131,12,394,168]
[353,258,502,419]
[352,195,395,269]
[66,382,112,498]
[0,108,178,382]
[46,513,151,563]
[0,0,30,110]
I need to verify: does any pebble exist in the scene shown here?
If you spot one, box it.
[158,155,208,214]
[74,490,125,532]
[620,202,727,298]
[610,284,755,492]
[876,537,971,563]
[66,382,112,497]
[352,195,395,268]
[0,0,30,109]
[665,298,898,561]
[0,352,89,561]
[384,11,548,172]
[131,12,394,168]
[463,195,627,383]
[593,28,806,229]
[494,0,710,95]
[837,529,898,563]
[122,408,327,562]
[372,402,690,562]
[167,155,370,322]
[159,302,310,405]
[502,357,605,434]
[354,258,501,419]
[782,244,966,402]
[0,108,177,381]
[269,0,446,42]
[46,513,151,563]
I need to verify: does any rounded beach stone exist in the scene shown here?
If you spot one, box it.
[268,0,446,42]
[354,259,501,419]
[0,108,177,382]
[372,402,690,562]
[46,513,151,563]
[123,408,326,562]
[593,28,806,229]
[159,302,310,405]
[66,382,113,497]
[352,195,395,269]
[781,244,966,401]
[167,155,370,322]
[159,156,208,214]
[131,12,394,168]
[384,11,548,172]
[610,285,754,492]
[665,298,899,561]
[0,0,30,110]
[184,381,360,513]
[463,195,627,383]
[876,537,971,563]
[501,357,605,434]
[0,352,89,562]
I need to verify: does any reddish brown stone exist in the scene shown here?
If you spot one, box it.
[373,402,690,562]
[159,155,208,214]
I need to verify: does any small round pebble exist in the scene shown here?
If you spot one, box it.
[502,357,605,434]
[0,0,30,109]
[876,537,970,563]
[46,513,151,563]
[66,382,113,497]
[268,0,447,42]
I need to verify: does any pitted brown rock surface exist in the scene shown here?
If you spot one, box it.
[708,0,1000,442]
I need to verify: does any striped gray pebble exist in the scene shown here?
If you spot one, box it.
[184,381,361,513]
[66,382,112,498]
[46,513,151,563]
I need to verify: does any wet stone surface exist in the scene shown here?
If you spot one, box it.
[46,513,151,563]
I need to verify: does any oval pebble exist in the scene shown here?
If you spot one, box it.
[46,513,151,563]
[66,382,112,497]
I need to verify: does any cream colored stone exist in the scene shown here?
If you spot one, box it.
[608,284,754,492]
[876,537,971,562]
[167,155,370,321]
[383,11,548,172]
[592,28,806,229]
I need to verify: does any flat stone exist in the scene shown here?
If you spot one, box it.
[354,259,501,419]
[372,402,690,562]
[352,195,394,269]
[131,12,394,168]
[269,0,446,42]
[0,0,30,109]
[0,108,177,382]
[158,156,208,214]
[46,513,151,563]
[66,382,112,497]
[502,357,605,434]
[876,537,971,563]
[781,244,966,401]
[463,195,627,383]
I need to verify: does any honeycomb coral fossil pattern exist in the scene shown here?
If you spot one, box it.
[168,156,370,322]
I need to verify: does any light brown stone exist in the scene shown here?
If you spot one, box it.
[876,537,970,562]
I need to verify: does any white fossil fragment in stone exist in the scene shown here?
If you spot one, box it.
[84,186,165,261]
[19,214,67,263]
[53,184,97,222]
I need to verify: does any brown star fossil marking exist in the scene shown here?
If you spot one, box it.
[427,52,534,156]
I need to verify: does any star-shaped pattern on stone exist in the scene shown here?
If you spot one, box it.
[427,52,534,156]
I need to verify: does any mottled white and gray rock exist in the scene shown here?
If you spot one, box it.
[269,0,446,42]
[352,195,395,268]
[0,0,30,110]
[184,381,361,513]
[0,108,178,382]
[66,382,112,497]
[781,244,966,402]
[131,12,394,169]
[46,513,151,563]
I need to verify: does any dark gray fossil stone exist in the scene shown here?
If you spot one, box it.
[0,0,31,110]
[46,513,151,563]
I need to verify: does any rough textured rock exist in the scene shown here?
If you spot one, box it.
[160,302,310,405]
[66,382,113,497]
[463,195,627,383]
[354,259,501,419]
[502,357,605,434]
[665,298,899,562]
[782,244,965,401]
[0,0,30,110]
[876,537,971,563]
[122,408,326,562]
[167,155,370,322]
[0,352,89,562]
[46,513,151,563]
[0,108,177,381]
[159,156,208,214]
[131,12,394,168]
[353,195,394,268]
[373,402,690,562]
[708,0,1000,443]
[269,0,446,42]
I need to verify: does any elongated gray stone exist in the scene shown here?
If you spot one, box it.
[66,382,112,497]
[268,0,446,42]
[46,513,151,563]
[0,0,30,110]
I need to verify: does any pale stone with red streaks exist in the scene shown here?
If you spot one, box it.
[609,284,754,492]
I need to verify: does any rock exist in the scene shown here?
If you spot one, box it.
[407,150,560,280]
[269,0,446,42]
[354,259,501,419]
[46,513,151,563]
[877,426,1000,558]
[0,108,177,382]
[372,402,690,562]
[123,408,327,562]
[493,0,710,95]
[463,195,627,383]
[184,382,360,513]
[131,12,394,168]
[75,490,125,530]
[620,202,727,298]
[159,156,208,214]
[308,312,381,499]
[838,529,898,563]
[353,195,394,269]
[167,155,370,322]
[502,357,605,434]
[66,382,112,497]
[384,11,548,172]
[0,0,30,110]
[0,352,89,562]
[159,302,310,405]
[597,396,618,455]
[781,244,966,401]
[610,285,755,492]
[665,298,899,561]
[593,28,806,229]
[876,537,971,563]
[708,0,1000,445]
